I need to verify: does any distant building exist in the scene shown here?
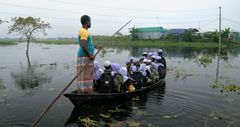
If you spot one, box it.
[167,28,199,35]
[135,27,167,39]
[233,32,240,43]
[167,29,187,34]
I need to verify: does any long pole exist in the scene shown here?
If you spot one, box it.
[216,6,221,83]
[31,50,100,127]
[219,6,222,47]
[111,20,132,38]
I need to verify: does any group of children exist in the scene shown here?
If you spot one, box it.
[93,49,166,93]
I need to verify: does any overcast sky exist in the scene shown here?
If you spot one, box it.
[0,0,239,38]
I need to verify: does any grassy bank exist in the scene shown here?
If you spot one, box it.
[3,35,239,48]
[34,39,76,45]
[0,41,17,45]
[94,40,237,48]
[34,38,240,49]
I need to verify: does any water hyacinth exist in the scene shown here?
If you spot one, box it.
[79,116,102,127]
[195,55,213,67]
[210,83,240,92]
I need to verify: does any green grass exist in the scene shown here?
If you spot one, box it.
[7,35,240,48]
[34,39,240,48]
[94,39,240,49]
[0,41,17,45]
[34,39,76,45]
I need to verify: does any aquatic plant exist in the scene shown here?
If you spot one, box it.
[225,64,240,70]
[134,110,146,116]
[210,83,240,92]
[99,113,111,119]
[203,111,238,127]
[173,69,194,79]
[0,80,6,90]
[195,55,212,67]
[79,116,102,127]
[108,106,126,113]
[125,120,141,127]
[161,115,178,119]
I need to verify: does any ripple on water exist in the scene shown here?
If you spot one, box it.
[146,89,224,127]
[0,122,30,127]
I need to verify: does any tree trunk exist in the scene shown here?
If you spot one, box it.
[26,38,30,55]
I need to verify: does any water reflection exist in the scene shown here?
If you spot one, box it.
[11,55,53,90]
[0,43,240,127]
[215,46,221,83]
[0,79,6,90]
[65,81,166,127]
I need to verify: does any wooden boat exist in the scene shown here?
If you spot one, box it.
[64,79,165,106]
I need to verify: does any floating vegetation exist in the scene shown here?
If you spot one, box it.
[132,107,139,110]
[147,123,153,127]
[107,121,125,127]
[133,110,146,116]
[204,111,223,127]
[108,106,126,113]
[203,111,239,127]
[40,62,57,67]
[174,69,194,79]
[125,120,141,127]
[195,55,212,67]
[11,70,52,90]
[224,64,240,70]
[0,66,7,69]
[107,120,141,127]
[166,66,176,72]
[99,113,111,119]
[210,83,240,93]
[132,97,140,101]
[219,76,237,84]
[161,115,178,119]
[0,80,6,90]
[47,88,55,91]
[79,116,102,127]
[64,63,70,70]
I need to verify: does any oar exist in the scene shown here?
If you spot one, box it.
[31,49,101,127]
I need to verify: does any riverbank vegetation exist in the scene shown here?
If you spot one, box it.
[0,40,17,45]
[1,35,240,48]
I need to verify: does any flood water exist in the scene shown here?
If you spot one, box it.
[0,43,240,127]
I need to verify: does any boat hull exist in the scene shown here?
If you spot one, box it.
[64,80,164,106]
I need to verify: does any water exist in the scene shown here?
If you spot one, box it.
[0,43,240,127]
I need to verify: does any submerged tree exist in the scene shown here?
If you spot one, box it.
[8,16,51,55]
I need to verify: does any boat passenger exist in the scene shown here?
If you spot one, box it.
[93,61,103,91]
[129,57,135,65]
[111,63,123,92]
[119,67,132,92]
[131,61,144,89]
[148,52,154,59]
[157,49,166,69]
[98,60,114,93]
[156,55,166,79]
[142,52,148,58]
[151,59,160,82]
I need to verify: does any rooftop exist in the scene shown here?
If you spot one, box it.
[136,27,167,33]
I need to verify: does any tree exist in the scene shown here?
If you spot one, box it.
[183,29,193,42]
[8,17,51,55]
[222,27,230,39]
[129,27,139,40]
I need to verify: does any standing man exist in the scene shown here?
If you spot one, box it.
[77,15,95,93]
